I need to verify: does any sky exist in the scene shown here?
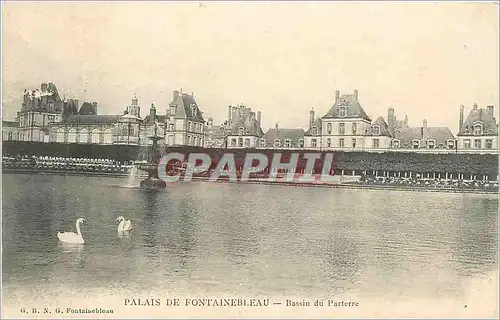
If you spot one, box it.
[2,1,498,133]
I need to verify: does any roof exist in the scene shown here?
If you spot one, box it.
[369,117,392,137]
[168,92,205,122]
[226,105,264,136]
[305,117,322,136]
[206,125,227,139]
[263,128,305,143]
[78,102,97,116]
[56,115,122,125]
[397,126,455,148]
[322,92,371,121]
[2,120,18,127]
[144,115,167,123]
[458,106,498,136]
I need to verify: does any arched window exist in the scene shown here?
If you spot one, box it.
[372,124,380,135]
[260,139,266,147]
[103,129,113,144]
[79,129,88,143]
[91,129,100,144]
[473,123,483,135]
[56,128,65,143]
[298,139,304,148]
[274,139,280,148]
[67,128,77,143]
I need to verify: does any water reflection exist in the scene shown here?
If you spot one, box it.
[2,174,498,302]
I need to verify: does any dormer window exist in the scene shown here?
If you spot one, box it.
[312,126,317,136]
[447,140,455,149]
[339,106,346,117]
[284,139,291,148]
[274,139,281,148]
[412,139,420,149]
[191,105,197,117]
[298,139,304,148]
[392,140,400,148]
[395,128,401,136]
[260,139,266,147]
[427,139,435,149]
[372,124,380,136]
[238,127,244,135]
[473,123,483,135]
[170,105,176,115]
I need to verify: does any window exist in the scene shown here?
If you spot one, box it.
[284,139,291,148]
[464,139,470,149]
[311,139,317,148]
[474,139,481,149]
[339,123,345,135]
[372,124,380,135]
[311,126,317,136]
[352,138,356,148]
[56,128,65,143]
[299,139,304,148]
[372,138,379,149]
[8,132,12,140]
[169,124,174,131]
[392,140,400,148]
[239,127,244,135]
[327,123,332,134]
[352,123,357,135]
[188,121,192,132]
[231,138,237,146]
[327,138,331,147]
[412,140,420,149]
[427,140,435,149]
[339,106,346,117]
[238,137,243,147]
[486,139,493,149]
[103,129,112,144]
[170,106,176,115]
[339,138,344,148]
[67,129,77,143]
[245,138,250,147]
[274,139,280,148]
[473,124,483,135]
[395,128,401,136]
[91,129,100,144]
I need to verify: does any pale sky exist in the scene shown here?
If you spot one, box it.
[2,1,498,133]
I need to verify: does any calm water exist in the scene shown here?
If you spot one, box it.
[2,173,498,313]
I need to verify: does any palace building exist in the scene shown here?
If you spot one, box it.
[165,90,205,147]
[457,104,498,152]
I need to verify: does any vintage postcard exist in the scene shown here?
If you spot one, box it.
[1,1,498,319]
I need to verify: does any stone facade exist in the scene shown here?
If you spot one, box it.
[165,90,205,147]
[456,104,498,152]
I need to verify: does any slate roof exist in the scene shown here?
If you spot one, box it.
[56,115,122,125]
[458,106,498,136]
[305,118,322,136]
[78,102,97,116]
[168,92,205,122]
[263,128,305,145]
[322,92,371,121]
[397,127,455,148]
[144,115,167,123]
[369,117,392,137]
[206,125,228,140]
[226,105,264,136]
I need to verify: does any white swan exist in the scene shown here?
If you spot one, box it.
[117,216,132,232]
[57,218,85,244]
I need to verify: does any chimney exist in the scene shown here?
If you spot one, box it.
[335,90,340,102]
[257,111,261,127]
[275,123,279,130]
[404,115,408,127]
[353,89,358,100]
[232,106,238,120]
[421,119,428,143]
[173,90,179,101]
[423,119,427,128]
[473,103,478,110]
[74,99,79,111]
[92,102,97,115]
[309,107,315,127]
[388,107,395,130]
[459,105,465,131]
[487,105,494,115]
[228,105,232,124]
[41,83,48,92]
[150,103,156,122]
